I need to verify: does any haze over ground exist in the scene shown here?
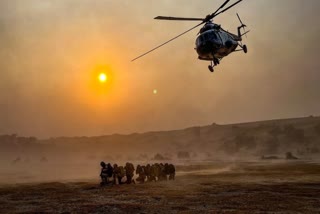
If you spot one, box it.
[1,0,320,138]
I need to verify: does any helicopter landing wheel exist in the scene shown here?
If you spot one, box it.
[243,45,248,53]
[208,65,214,72]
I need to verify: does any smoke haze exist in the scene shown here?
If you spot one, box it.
[1,0,320,138]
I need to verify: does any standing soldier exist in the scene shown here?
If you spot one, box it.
[145,164,151,182]
[154,163,161,181]
[149,164,157,182]
[106,163,114,183]
[113,164,125,185]
[159,163,167,181]
[100,161,108,186]
[125,162,135,184]
[168,164,176,180]
[136,165,146,183]
[164,163,170,180]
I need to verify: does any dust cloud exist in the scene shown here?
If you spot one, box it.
[1,116,320,184]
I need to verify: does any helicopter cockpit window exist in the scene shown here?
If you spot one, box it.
[202,31,218,41]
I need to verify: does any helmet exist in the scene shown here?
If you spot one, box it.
[100,161,106,167]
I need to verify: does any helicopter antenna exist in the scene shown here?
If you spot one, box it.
[131,22,204,61]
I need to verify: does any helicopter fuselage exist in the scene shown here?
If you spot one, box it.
[195,23,239,61]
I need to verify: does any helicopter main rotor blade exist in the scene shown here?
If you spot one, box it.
[211,0,231,17]
[213,0,243,18]
[132,22,204,62]
[155,16,204,21]
[155,0,243,23]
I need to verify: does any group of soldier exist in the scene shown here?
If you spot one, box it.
[100,161,176,186]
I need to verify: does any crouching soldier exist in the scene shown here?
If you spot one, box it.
[113,164,126,185]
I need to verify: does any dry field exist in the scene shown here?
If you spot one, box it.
[1,161,320,213]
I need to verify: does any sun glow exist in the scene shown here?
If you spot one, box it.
[83,65,117,104]
[98,73,107,83]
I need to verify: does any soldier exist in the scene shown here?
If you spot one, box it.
[136,165,146,183]
[145,164,151,182]
[106,163,114,183]
[154,163,161,181]
[125,162,135,184]
[136,164,142,175]
[149,164,157,182]
[113,164,125,185]
[164,163,170,180]
[168,164,176,180]
[159,163,167,181]
[100,161,108,186]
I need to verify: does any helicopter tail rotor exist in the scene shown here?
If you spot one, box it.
[237,13,249,38]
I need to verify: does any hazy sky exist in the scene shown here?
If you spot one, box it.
[1,0,320,138]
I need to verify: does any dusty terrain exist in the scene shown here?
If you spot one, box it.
[1,117,320,213]
[1,161,320,213]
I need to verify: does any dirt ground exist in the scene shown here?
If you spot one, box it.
[1,161,320,214]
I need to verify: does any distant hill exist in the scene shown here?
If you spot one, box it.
[1,116,320,161]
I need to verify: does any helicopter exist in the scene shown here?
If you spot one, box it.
[132,0,250,72]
